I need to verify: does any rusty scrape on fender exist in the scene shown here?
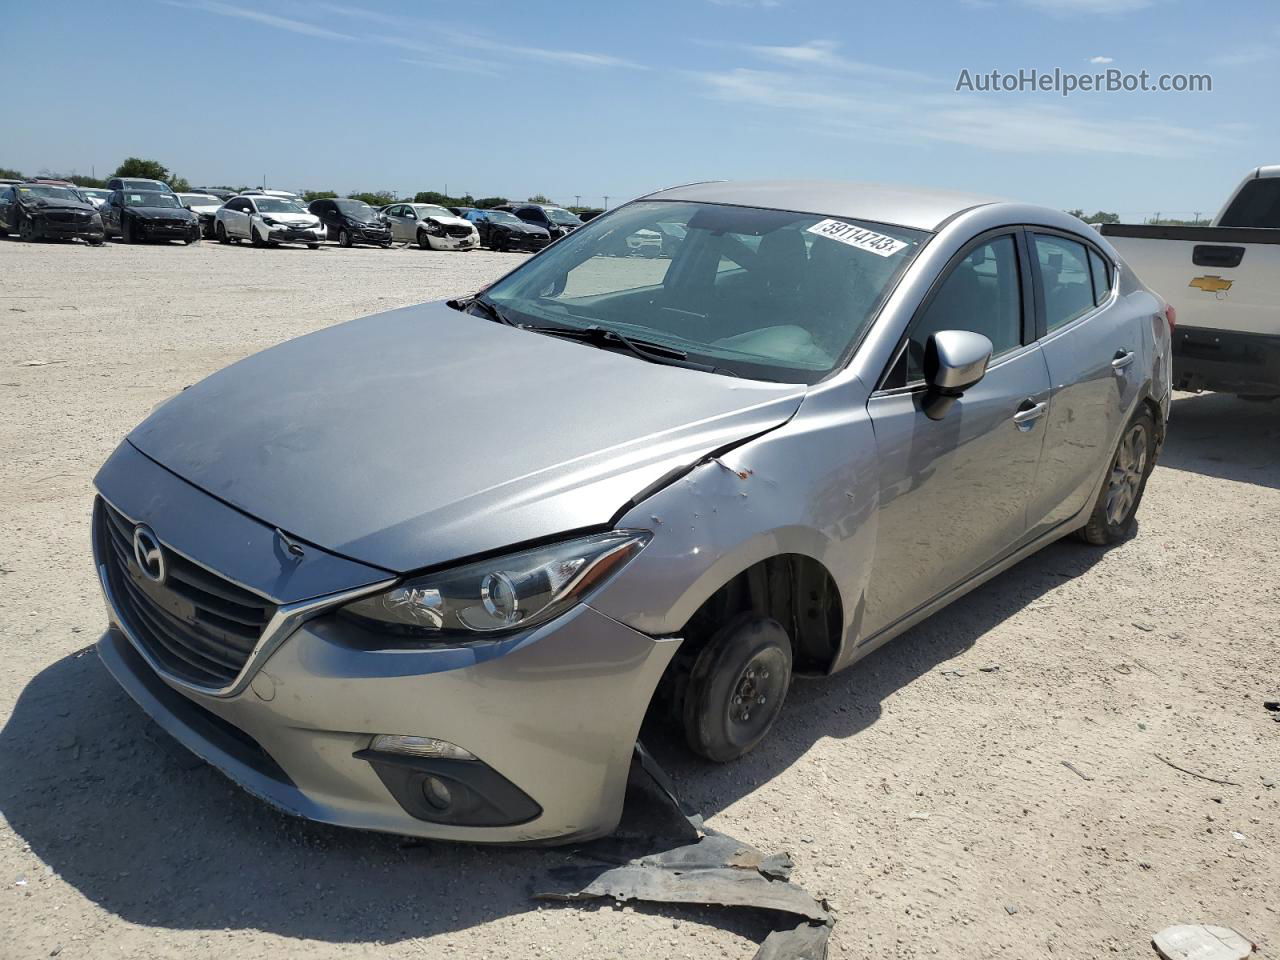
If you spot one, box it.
[532,743,834,959]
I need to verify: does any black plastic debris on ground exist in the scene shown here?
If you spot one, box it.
[532,743,833,960]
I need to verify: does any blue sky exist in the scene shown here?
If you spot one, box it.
[8,0,1277,217]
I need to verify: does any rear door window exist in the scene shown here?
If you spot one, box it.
[1088,249,1111,305]
[1033,234,1095,332]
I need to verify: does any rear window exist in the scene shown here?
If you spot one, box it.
[1033,234,1095,332]
[1088,249,1111,304]
[1217,178,1280,229]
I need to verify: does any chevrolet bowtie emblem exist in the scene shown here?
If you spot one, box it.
[1189,275,1233,293]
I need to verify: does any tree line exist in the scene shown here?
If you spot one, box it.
[2,157,604,219]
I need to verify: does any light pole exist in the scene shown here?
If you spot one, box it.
[603,195,610,209]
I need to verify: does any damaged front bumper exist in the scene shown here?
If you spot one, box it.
[96,581,680,843]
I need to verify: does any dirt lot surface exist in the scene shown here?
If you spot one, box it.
[2,237,1277,959]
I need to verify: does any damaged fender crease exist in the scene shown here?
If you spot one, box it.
[533,743,834,960]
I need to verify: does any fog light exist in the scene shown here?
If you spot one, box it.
[370,734,476,761]
[423,776,452,811]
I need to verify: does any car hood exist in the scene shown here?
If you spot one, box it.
[28,199,96,214]
[128,300,806,573]
[189,203,222,214]
[133,206,194,218]
[263,212,319,224]
[425,214,473,229]
[506,222,548,236]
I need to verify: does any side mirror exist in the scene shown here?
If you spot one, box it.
[922,330,993,421]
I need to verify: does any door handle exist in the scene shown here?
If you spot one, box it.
[1012,400,1047,428]
[1111,350,1135,371]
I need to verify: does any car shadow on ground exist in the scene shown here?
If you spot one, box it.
[1160,392,1280,489]
[0,529,1117,945]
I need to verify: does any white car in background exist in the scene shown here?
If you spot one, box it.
[178,192,226,240]
[381,202,480,251]
[214,194,324,249]
[78,187,113,209]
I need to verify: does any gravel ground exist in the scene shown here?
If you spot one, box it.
[1,237,1277,960]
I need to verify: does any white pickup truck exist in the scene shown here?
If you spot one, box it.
[1101,166,1280,399]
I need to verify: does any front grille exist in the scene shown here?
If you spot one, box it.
[446,225,472,239]
[47,210,90,223]
[96,498,277,689]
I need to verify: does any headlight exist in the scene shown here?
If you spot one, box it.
[340,530,650,639]
[262,216,279,226]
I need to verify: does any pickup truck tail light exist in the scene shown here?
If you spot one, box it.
[1165,304,1177,332]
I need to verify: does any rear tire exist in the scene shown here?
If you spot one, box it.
[682,615,792,763]
[1078,407,1156,545]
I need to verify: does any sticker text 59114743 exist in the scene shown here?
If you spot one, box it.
[806,219,909,258]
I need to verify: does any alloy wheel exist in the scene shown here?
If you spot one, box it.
[1105,422,1148,526]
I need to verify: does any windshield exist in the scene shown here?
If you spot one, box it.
[483,200,927,383]
[80,188,111,200]
[335,199,378,219]
[17,185,82,203]
[544,206,582,225]
[179,194,220,206]
[120,179,170,192]
[483,210,522,225]
[124,192,181,208]
[413,204,452,219]
[255,197,306,213]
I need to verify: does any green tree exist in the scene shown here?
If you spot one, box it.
[303,190,338,203]
[1086,210,1119,224]
[473,196,508,209]
[0,166,25,179]
[349,190,397,207]
[527,193,552,204]
[112,157,190,192]
[1065,208,1085,219]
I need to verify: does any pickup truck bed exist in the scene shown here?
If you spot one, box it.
[1101,223,1280,397]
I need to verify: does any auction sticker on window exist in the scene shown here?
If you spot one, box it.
[807,219,909,257]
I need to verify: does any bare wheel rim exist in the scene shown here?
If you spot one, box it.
[1105,422,1148,526]
[723,647,788,748]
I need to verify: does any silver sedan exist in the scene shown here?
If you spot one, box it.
[91,180,1171,844]
[381,202,480,251]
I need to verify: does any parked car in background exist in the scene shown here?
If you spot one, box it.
[0,177,21,188]
[78,187,113,209]
[101,189,199,244]
[0,181,104,244]
[505,203,583,240]
[381,202,479,251]
[464,208,550,252]
[1102,165,1280,400]
[215,194,323,248]
[89,180,1170,846]
[106,177,175,195]
[242,188,303,202]
[178,192,226,239]
[190,187,238,202]
[308,198,392,248]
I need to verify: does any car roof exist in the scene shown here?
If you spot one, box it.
[639,179,1004,233]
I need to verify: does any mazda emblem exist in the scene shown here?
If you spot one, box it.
[132,524,167,584]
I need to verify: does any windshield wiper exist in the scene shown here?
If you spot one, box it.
[524,324,686,361]
[452,295,517,327]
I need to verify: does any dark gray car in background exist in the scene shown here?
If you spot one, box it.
[92,180,1172,843]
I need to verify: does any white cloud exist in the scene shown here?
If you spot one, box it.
[742,40,932,82]
[1021,0,1156,14]
[695,66,1227,158]
[1208,46,1273,67]
[1089,55,1115,64]
[165,0,359,41]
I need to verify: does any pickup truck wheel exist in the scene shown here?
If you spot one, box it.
[1078,408,1156,545]
[683,615,792,763]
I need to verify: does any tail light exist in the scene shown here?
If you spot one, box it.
[1164,304,1177,332]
